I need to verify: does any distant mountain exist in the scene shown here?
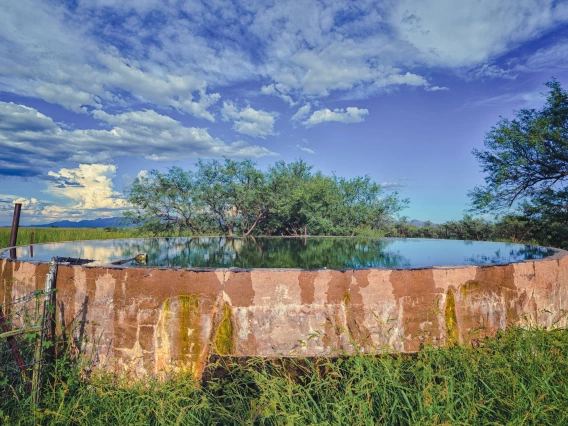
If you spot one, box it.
[410,219,437,228]
[33,217,128,228]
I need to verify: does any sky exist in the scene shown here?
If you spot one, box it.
[1,0,568,226]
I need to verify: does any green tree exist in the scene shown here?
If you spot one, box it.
[263,160,314,235]
[264,160,406,236]
[469,80,568,248]
[195,159,269,237]
[469,80,568,214]
[125,167,208,235]
[126,159,407,238]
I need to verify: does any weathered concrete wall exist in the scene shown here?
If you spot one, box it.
[1,251,567,379]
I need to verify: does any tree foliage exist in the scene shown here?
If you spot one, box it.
[195,159,269,237]
[468,79,568,249]
[124,167,207,236]
[470,80,568,213]
[125,159,407,237]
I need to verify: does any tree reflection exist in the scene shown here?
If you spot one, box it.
[108,237,412,269]
[465,245,556,266]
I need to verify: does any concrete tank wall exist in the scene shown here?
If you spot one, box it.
[1,251,567,379]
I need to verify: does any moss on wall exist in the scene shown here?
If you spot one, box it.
[179,294,201,362]
[445,288,458,346]
[214,304,233,356]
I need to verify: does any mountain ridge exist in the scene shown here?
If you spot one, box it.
[32,217,127,228]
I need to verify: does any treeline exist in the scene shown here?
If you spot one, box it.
[384,214,566,249]
[125,157,567,249]
[125,159,407,237]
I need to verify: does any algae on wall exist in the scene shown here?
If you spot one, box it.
[214,304,233,355]
[179,294,201,362]
[444,288,459,346]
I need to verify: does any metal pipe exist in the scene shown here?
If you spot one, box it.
[9,203,22,248]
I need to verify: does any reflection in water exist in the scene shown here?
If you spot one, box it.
[108,237,411,269]
[465,246,556,266]
[2,237,557,270]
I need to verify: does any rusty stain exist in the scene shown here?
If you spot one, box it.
[298,271,316,305]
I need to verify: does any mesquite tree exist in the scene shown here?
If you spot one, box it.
[470,80,568,217]
[125,159,407,237]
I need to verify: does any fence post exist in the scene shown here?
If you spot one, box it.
[31,257,58,406]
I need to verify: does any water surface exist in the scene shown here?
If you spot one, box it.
[1,237,556,269]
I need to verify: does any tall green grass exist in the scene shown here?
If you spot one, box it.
[0,227,209,249]
[0,227,139,249]
[1,326,567,425]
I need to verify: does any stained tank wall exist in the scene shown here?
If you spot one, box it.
[1,251,567,379]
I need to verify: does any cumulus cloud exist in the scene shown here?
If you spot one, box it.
[47,164,127,210]
[0,102,278,177]
[0,197,43,222]
[221,102,278,138]
[302,107,369,127]
[0,165,131,223]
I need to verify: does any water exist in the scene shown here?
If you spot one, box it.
[1,237,557,269]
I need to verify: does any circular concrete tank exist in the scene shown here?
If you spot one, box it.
[1,237,567,379]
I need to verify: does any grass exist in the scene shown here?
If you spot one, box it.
[1,326,567,425]
[0,227,141,249]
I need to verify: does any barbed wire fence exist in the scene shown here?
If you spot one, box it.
[0,258,58,405]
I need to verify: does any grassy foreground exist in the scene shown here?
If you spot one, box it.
[1,327,567,425]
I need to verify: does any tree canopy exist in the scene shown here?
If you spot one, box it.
[125,159,407,237]
[469,80,568,215]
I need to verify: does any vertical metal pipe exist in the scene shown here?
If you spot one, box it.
[9,203,22,248]
[30,231,35,258]
[9,203,22,260]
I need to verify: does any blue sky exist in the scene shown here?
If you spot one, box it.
[1,0,568,225]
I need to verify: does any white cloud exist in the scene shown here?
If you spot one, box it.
[468,64,517,80]
[0,197,43,222]
[520,39,568,72]
[390,0,568,68]
[47,164,127,210]
[0,165,131,223]
[136,169,149,180]
[260,83,297,106]
[0,0,567,133]
[295,144,316,154]
[302,107,369,127]
[0,102,278,177]
[291,104,311,122]
[2,0,566,118]
[379,182,407,190]
[221,101,278,138]
[464,90,546,109]
[425,86,449,92]
[0,2,221,120]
